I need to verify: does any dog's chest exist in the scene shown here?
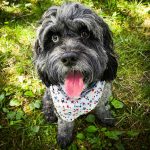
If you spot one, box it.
[50,81,105,122]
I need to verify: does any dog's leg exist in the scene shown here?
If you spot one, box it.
[95,82,115,126]
[42,89,57,123]
[57,117,74,148]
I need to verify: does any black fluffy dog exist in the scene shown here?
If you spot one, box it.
[34,2,118,148]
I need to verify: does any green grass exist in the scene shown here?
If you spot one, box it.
[0,0,150,149]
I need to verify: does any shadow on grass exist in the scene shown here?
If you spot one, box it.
[0,0,56,27]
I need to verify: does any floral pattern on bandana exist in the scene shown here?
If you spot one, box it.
[50,81,105,122]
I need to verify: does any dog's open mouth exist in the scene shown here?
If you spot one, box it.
[64,71,85,98]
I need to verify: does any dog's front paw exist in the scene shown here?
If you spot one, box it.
[43,103,58,123]
[57,134,73,149]
[44,111,57,123]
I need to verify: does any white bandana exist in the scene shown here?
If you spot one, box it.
[50,81,105,122]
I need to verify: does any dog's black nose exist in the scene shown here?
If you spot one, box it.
[61,52,78,66]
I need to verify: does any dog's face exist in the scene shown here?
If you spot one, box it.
[34,2,118,89]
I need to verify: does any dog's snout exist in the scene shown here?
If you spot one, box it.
[61,52,78,66]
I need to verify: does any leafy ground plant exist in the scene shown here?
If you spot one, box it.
[0,0,150,149]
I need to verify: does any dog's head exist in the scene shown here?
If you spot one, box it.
[34,2,118,96]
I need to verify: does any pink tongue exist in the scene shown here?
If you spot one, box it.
[64,71,84,98]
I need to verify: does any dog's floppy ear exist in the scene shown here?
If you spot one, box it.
[34,6,59,87]
[35,6,59,54]
[34,6,58,54]
[34,39,51,87]
[101,22,118,81]
[34,39,41,56]
[39,6,58,24]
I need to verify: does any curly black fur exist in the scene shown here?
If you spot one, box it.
[34,2,118,148]
[34,2,118,87]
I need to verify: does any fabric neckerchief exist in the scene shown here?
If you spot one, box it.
[50,81,105,122]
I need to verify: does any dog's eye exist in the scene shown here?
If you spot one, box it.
[81,31,90,39]
[52,34,59,43]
